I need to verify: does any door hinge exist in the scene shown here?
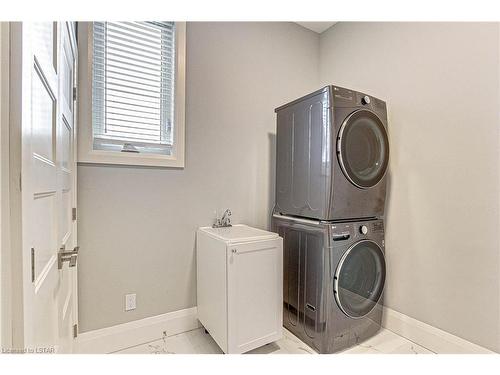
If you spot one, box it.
[73,87,77,101]
[72,207,77,221]
[19,174,22,191]
[31,248,35,282]
[73,324,78,338]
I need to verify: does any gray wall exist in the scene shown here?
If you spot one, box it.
[77,22,319,332]
[320,22,500,351]
[78,21,500,352]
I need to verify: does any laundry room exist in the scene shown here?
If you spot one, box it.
[0,1,500,374]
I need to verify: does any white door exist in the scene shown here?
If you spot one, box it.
[17,21,78,353]
[226,238,283,353]
[57,22,79,353]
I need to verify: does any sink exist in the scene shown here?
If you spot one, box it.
[196,223,283,353]
[199,224,278,244]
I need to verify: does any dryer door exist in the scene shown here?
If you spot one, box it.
[337,109,389,189]
[334,240,386,318]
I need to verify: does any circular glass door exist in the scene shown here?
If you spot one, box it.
[337,109,389,189]
[334,240,386,318]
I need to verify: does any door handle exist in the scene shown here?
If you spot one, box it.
[332,233,351,241]
[58,246,79,269]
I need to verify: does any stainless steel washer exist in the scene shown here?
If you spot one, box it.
[272,214,386,353]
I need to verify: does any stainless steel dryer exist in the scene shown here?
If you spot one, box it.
[274,85,389,221]
[272,214,386,353]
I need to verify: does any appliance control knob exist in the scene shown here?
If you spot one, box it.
[361,95,371,105]
[360,225,368,235]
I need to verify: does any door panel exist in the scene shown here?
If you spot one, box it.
[226,239,283,353]
[19,21,60,350]
[17,21,78,353]
[60,42,73,111]
[32,268,58,346]
[56,22,78,353]
[61,118,71,170]
[59,118,72,245]
[32,22,56,72]
[32,193,57,282]
[31,67,56,162]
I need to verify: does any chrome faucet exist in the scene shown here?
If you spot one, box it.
[213,209,232,228]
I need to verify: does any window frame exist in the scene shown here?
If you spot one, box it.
[77,21,186,168]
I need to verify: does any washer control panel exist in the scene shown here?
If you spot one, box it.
[361,95,371,105]
[331,220,384,242]
[371,221,385,233]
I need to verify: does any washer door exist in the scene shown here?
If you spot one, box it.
[337,109,389,189]
[334,240,386,318]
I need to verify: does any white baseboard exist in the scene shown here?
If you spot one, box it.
[382,307,494,354]
[75,307,200,354]
[74,305,495,354]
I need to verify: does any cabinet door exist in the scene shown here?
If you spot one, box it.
[227,238,283,354]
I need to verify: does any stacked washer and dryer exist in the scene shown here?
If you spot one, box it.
[271,85,390,353]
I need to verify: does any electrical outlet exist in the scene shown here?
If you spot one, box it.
[125,293,136,311]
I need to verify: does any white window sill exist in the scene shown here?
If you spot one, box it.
[78,149,185,168]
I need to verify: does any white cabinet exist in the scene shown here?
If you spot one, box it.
[197,224,283,354]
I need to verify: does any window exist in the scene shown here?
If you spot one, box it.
[78,21,185,167]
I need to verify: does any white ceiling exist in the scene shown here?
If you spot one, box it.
[296,22,337,34]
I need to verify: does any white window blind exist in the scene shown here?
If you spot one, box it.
[92,21,175,155]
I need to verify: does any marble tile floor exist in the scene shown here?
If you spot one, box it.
[114,327,434,354]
